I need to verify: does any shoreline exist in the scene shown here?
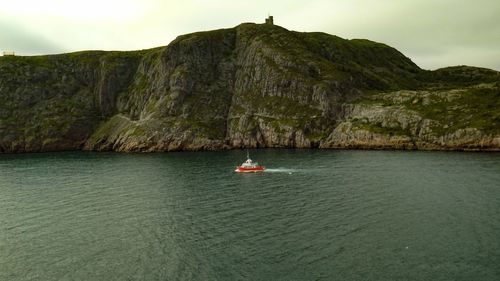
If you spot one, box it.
[1,146,499,155]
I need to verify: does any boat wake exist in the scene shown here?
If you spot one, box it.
[264,168,297,174]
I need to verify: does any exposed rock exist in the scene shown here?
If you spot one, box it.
[0,23,499,153]
[321,87,500,151]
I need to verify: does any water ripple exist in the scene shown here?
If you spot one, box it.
[1,150,499,280]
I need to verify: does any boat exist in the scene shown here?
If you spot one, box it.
[235,151,266,173]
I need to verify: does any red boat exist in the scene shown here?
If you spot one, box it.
[235,151,265,173]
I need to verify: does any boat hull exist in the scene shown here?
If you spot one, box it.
[235,166,266,173]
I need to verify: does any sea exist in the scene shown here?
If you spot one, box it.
[0,149,499,280]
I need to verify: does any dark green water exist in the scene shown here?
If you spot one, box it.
[1,150,499,280]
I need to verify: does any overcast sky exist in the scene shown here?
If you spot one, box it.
[1,0,499,70]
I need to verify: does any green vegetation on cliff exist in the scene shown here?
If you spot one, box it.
[0,23,498,152]
[357,84,500,135]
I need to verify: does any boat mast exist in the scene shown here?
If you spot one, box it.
[247,149,250,160]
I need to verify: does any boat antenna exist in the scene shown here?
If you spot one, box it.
[247,149,249,159]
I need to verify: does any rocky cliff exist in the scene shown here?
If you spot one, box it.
[0,23,499,153]
[321,83,500,150]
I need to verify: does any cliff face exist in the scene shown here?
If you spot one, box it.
[0,51,143,152]
[0,24,499,153]
[321,83,500,150]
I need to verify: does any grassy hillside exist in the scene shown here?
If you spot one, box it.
[0,23,498,152]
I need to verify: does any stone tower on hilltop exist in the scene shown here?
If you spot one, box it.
[265,15,274,25]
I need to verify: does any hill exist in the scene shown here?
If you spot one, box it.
[0,23,498,152]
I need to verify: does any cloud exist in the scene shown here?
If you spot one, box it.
[0,18,64,55]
